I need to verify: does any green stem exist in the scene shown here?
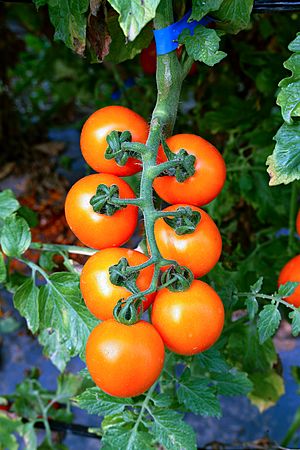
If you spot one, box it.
[288,182,298,253]
[29,242,96,256]
[237,292,299,311]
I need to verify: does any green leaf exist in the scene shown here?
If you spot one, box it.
[75,387,132,416]
[20,422,37,450]
[196,348,229,373]
[151,410,197,450]
[248,371,284,412]
[257,304,281,343]
[103,426,154,450]
[267,122,300,186]
[38,273,98,370]
[1,215,31,257]
[289,33,300,52]
[212,371,253,396]
[18,206,38,228]
[179,26,226,67]
[56,373,83,401]
[278,281,299,297]
[213,0,254,34]
[107,0,160,41]
[0,412,22,450]
[14,279,39,333]
[191,0,223,21]
[245,295,258,320]
[0,190,20,220]
[177,373,221,418]
[250,277,263,294]
[0,252,6,283]
[289,309,300,336]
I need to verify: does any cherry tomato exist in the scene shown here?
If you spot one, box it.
[86,320,165,397]
[151,280,224,355]
[80,248,155,320]
[278,255,300,307]
[65,174,138,249]
[154,134,226,206]
[154,204,222,278]
[80,106,148,176]
[296,210,300,235]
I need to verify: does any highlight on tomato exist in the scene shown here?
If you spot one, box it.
[154,204,222,278]
[151,280,225,355]
[278,255,300,307]
[80,105,148,176]
[154,134,226,206]
[80,248,155,320]
[85,319,165,397]
[65,173,138,250]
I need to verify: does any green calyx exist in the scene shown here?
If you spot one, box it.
[164,206,201,235]
[90,184,124,216]
[113,297,144,325]
[109,257,140,293]
[161,139,196,182]
[105,130,139,166]
[161,265,194,292]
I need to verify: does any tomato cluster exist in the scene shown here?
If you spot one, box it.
[65,105,227,398]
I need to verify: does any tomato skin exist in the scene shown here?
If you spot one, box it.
[154,205,222,278]
[278,255,300,307]
[65,174,138,249]
[154,134,226,206]
[86,320,165,397]
[80,106,148,176]
[296,210,300,236]
[80,248,155,320]
[151,280,224,355]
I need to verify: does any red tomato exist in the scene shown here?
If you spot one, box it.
[278,255,300,307]
[80,248,155,320]
[151,280,224,355]
[154,134,226,206]
[80,106,148,176]
[154,204,222,278]
[65,174,138,249]
[86,320,165,397]
[296,210,300,236]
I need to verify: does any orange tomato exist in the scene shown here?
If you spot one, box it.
[153,134,226,206]
[154,204,222,278]
[80,106,148,176]
[80,248,155,320]
[151,280,224,355]
[86,320,165,397]
[278,255,300,307]
[65,174,138,249]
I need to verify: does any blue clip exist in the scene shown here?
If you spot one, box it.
[154,10,213,55]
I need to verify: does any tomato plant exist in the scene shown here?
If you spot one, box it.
[278,255,300,307]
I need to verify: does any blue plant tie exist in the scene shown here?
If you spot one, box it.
[154,11,214,55]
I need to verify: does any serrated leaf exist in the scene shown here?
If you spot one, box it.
[277,54,300,123]
[1,215,31,257]
[177,375,221,418]
[103,426,154,450]
[258,304,281,343]
[151,410,197,450]
[38,273,98,370]
[0,252,6,283]
[213,0,254,34]
[56,373,82,401]
[267,122,300,186]
[289,309,300,336]
[38,329,71,372]
[191,0,223,21]
[278,281,299,297]
[289,33,300,52]
[76,387,132,416]
[107,0,160,41]
[212,371,253,396]
[179,25,226,67]
[0,190,20,220]
[14,279,39,333]
[0,412,22,450]
[196,348,229,373]
[250,277,263,294]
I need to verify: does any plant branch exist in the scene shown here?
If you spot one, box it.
[237,292,299,311]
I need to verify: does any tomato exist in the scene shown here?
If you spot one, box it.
[86,320,165,397]
[153,134,226,206]
[154,205,222,278]
[80,248,155,320]
[278,255,300,307]
[296,210,300,236]
[80,106,148,176]
[65,174,138,249]
[151,280,224,355]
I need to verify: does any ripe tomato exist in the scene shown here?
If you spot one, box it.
[278,255,300,307]
[151,280,224,355]
[153,134,226,206]
[296,210,300,235]
[65,174,138,249]
[80,106,148,176]
[80,248,155,320]
[86,320,165,397]
[154,205,222,278]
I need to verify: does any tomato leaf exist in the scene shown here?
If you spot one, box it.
[213,0,254,34]
[38,273,99,371]
[75,387,133,416]
[150,410,197,450]
[191,0,223,21]
[257,304,281,343]
[20,422,37,450]
[289,309,300,337]
[102,426,154,450]
[245,294,259,320]
[0,413,22,450]
[107,0,160,41]
[211,371,253,396]
[248,371,285,412]
[13,279,39,334]
[196,348,229,373]
[56,373,83,401]
[0,253,6,284]
[179,26,226,67]
[278,281,299,297]
[0,215,31,257]
[0,190,20,221]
